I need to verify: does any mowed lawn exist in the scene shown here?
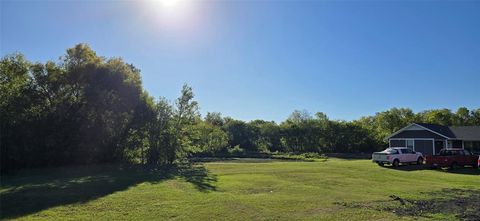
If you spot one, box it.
[1,158,479,220]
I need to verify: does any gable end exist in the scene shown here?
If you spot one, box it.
[390,130,446,139]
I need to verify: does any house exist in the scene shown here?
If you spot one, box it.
[386,123,480,155]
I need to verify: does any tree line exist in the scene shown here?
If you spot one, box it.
[1,44,479,172]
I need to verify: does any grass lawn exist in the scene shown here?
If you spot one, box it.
[1,158,479,220]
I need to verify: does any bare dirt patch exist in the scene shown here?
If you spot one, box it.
[335,188,480,221]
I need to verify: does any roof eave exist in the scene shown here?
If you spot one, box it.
[385,123,452,141]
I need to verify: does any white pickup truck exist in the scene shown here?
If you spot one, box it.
[372,147,424,167]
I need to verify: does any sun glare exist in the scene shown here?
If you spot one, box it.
[143,0,205,41]
[161,0,179,7]
[149,0,188,16]
[147,0,194,24]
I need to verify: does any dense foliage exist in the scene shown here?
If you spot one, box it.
[1,44,479,172]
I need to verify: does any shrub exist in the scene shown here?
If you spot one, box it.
[301,152,324,159]
[228,145,245,156]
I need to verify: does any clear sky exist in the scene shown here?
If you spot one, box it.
[1,0,479,122]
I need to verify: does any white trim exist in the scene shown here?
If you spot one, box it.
[412,123,451,139]
[389,138,437,140]
[385,124,418,140]
[452,138,480,141]
[431,139,446,156]
[385,123,451,140]
[388,138,435,155]
[406,139,414,150]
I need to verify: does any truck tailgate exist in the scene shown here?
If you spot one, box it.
[372,153,388,161]
[426,155,446,165]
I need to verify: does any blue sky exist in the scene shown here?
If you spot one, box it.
[1,0,479,122]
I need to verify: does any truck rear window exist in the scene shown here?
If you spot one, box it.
[439,150,463,156]
[384,149,399,154]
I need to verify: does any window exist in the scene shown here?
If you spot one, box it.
[449,150,463,156]
[464,150,471,156]
[385,148,399,154]
[406,140,414,150]
[401,149,413,154]
[440,150,452,156]
[464,141,480,154]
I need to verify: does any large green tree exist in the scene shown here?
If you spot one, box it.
[1,44,149,171]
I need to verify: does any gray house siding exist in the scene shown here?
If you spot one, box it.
[414,140,433,155]
[390,140,406,147]
[452,140,463,148]
[389,129,440,155]
[390,130,445,139]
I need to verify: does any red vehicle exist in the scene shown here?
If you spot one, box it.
[426,148,479,169]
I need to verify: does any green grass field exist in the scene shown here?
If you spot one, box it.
[1,158,479,220]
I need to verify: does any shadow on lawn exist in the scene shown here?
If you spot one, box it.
[382,164,480,175]
[0,163,216,219]
[325,153,372,160]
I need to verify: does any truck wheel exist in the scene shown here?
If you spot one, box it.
[450,162,458,170]
[392,159,400,167]
[417,157,424,165]
[377,162,384,167]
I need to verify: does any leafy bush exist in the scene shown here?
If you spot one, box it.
[271,152,328,161]
[228,145,245,156]
[301,152,323,159]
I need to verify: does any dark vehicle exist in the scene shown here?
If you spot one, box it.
[426,148,479,169]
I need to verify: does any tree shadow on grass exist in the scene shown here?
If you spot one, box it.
[325,153,372,160]
[174,163,217,192]
[0,163,216,219]
[192,157,316,163]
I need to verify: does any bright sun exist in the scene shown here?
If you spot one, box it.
[147,0,189,21]
[161,0,179,7]
[145,0,199,33]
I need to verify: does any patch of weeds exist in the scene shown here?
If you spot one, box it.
[271,152,328,162]
[335,189,480,221]
[190,152,329,162]
[388,189,480,221]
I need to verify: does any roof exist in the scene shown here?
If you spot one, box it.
[388,123,480,141]
[449,126,480,140]
[415,123,456,138]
